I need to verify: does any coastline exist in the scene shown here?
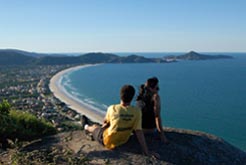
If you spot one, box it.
[49,64,104,124]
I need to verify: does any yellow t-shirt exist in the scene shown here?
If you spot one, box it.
[103,104,142,149]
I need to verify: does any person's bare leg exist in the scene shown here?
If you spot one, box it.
[85,124,100,133]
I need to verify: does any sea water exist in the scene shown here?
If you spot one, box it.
[60,53,246,151]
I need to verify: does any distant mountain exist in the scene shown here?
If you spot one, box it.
[0,51,36,65]
[37,53,158,65]
[79,52,119,63]
[0,49,233,66]
[176,51,233,60]
[113,54,156,63]
[0,49,48,58]
[36,56,81,65]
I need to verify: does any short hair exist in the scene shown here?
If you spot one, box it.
[147,77,159,89]
[120,85,135,103]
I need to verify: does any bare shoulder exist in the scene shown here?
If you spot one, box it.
[152,93,160,100]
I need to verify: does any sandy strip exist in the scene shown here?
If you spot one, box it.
[49,65,104,124]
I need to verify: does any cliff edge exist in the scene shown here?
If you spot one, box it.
[1,127,245,165]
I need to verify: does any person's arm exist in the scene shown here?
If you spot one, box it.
[153,94,169,143]
[101,106,111,128]
[135,130,149,155]
[135,130,159,158]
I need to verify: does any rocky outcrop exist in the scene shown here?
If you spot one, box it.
[1,127,245,164]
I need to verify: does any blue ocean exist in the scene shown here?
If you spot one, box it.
[60,53,246,151]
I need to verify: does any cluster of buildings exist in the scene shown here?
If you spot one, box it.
[0,65,84,131]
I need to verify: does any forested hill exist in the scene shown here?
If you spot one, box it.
[0,49,233,65]
[0,51,36,65]
[0,50,163,65]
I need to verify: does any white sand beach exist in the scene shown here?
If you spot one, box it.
[49,65,104,124]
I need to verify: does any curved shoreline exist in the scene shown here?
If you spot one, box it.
[49,65,104,124]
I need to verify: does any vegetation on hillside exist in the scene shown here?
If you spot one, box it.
[0,100,56,148]
[0,52,36,65]
[0,50,163,65]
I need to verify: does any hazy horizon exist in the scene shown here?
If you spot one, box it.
[1,48,246,55]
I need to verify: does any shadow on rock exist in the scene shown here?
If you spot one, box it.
[86,128,246,165]
[18,128,246,165]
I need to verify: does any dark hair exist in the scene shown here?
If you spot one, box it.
[136,84,146,101]
[147,77,159,89]
[120,85,135,103]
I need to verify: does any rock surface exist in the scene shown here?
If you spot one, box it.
[1,127,246,164]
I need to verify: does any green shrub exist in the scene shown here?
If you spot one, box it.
[1,100,56,149]
[8,110,57,140]
[0,110,56,144]
[0,99,11,115]
[0,100,12,145]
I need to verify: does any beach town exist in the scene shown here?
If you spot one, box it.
[0,64,92,132]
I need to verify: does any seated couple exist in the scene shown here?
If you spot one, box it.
[83,82,168,158]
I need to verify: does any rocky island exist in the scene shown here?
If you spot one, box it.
[164,51,233,61]
[176,51,233,60]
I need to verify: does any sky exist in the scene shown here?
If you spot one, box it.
[0,0,246,53]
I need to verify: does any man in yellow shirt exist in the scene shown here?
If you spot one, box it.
[83,85,158,157]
